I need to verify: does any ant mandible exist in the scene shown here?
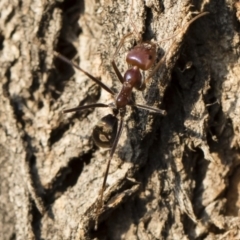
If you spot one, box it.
[54,10,209,224]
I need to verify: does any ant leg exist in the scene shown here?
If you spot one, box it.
[95,115,124,226]
[111,32,133,84]
[145,55,166,84]
[54,52,115,95]
[63,103,109,113]
[145,12,209,83]
[134,104,167,115]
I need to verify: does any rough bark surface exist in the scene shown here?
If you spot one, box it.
[1,0,240,239]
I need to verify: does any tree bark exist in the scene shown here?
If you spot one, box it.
[1,0,240,239]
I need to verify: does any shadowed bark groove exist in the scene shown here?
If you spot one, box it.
[0,0,240,239]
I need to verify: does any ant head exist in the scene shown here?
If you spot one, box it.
[126,42,157,70]
[92,114,118,148]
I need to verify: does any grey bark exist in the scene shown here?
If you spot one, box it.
[0,0,240,239]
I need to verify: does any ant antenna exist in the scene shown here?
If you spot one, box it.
[145,12,209,83]
[128,0,142,42]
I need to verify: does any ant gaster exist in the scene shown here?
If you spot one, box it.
[54,11,209,225]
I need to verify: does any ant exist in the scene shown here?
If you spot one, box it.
[54,11,209,225]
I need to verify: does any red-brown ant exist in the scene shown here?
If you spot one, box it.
[54,11,209,224]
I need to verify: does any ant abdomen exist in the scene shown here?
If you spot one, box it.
[92,114,118,148]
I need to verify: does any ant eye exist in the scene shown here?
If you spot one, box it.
[92,114,118,148]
